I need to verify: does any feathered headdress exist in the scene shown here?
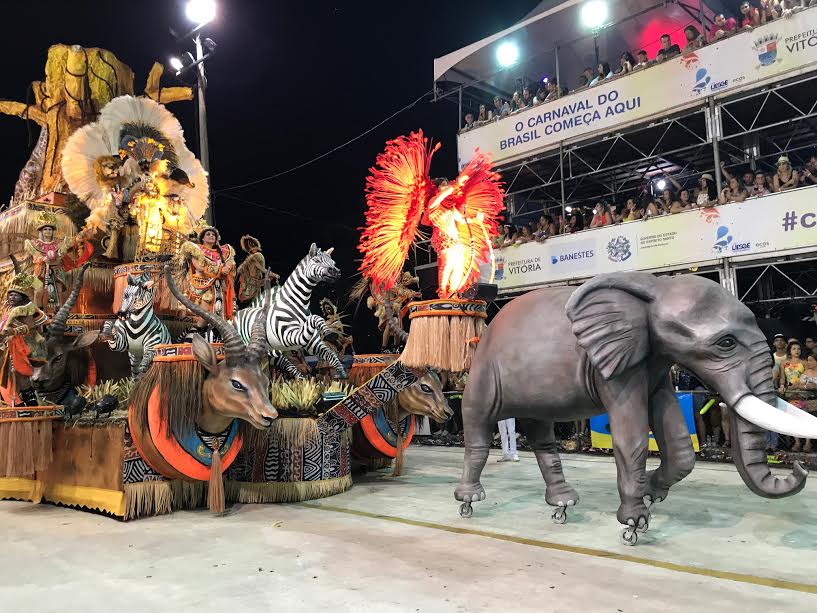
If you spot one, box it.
[358,131,438,293]
[357,130,504,297]
[61,95,209,220]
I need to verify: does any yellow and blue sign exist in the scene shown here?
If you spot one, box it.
[589,392,700,452]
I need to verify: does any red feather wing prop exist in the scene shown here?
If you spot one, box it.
[358,131,438,292]
[451,151,505,290]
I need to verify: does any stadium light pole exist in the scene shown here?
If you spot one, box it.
[171,0,217,223]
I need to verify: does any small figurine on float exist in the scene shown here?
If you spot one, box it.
[175,224,237,323]
[0,271,48,406]
[236,234,279,306]
[23,212,67,311]
[351,271,420,350]
[319,297,354,356]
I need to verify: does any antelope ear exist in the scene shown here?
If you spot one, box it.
[565,273,656,380]
[191,334,219,374]
[70,331,100,350]
[309,242,318,257]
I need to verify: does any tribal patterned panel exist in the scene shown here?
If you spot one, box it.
[317,360,422,436]
[224,428,350,483]
[122,423,165,484]
[0,407,64,420]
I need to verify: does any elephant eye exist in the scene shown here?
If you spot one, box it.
[420,384,432,393]
[716,337,736,350]
[231,379,246,392]
[53,354,63,362]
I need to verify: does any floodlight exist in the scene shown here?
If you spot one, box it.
[565,206,573,213]
[656,179,667,190]
[186,0,216,25]
[496,42,520,68]
[169,57,184,72]
[580,1,608,29]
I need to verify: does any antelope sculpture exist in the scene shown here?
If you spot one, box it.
[164,266,278,431]
[31,263,99,404]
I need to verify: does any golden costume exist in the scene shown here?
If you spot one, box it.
[0,273,47,406]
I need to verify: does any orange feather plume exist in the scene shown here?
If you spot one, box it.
[449,151,505,293]
[358,131,438,292]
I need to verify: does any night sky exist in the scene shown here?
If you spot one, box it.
[0,0,540,350]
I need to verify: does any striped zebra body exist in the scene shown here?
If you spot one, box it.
[233,244,346,378]
[103,271,171,376]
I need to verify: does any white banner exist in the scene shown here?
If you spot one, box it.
[458,9,817,168]
[481,186,817,292]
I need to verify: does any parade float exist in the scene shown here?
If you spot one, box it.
[0,46,451,520]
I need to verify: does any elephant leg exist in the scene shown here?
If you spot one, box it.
[602,373,650,529]
[526,419,579,508]
[454,409,492,503]
[646,386,696,505]
[454,363,499,505]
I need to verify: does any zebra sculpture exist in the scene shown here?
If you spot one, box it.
[101,270,171,377]
[233,243,347,379]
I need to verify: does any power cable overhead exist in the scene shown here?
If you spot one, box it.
[214,89,434,194]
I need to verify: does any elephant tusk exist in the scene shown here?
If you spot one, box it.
[733,394,817,438]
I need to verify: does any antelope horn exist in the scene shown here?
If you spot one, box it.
[163,265,245,365]
[50,262,90,339]
[246,271,271,361]
[325,247,334,255]
[8,254,21,275]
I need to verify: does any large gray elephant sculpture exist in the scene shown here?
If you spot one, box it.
[454,272,816,545]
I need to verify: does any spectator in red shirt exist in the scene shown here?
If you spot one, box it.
[740,1,762,28]
[711,14,738,40]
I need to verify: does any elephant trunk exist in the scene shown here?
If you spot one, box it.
[729,349,808,498]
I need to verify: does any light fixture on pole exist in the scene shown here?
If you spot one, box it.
[580,1,609,69]
[170,0,218,223]
[169,57,185,72]
[580,0,609,29]
[656,179,667,191]
[185,0,216,25]
[496,42,520,68]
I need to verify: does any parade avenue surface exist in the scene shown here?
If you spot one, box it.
[2,447,815,612]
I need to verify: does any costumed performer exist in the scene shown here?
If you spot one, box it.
[176,225,236,321]
[236,234,279,305]
[0,273,48,406]
[24,212,67,311]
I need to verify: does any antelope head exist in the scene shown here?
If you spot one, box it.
[397,371,452,423]
[304,243,341,284]
[32,263,99,395]
[165,266,277,431]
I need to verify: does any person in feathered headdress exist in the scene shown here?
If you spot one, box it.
[236,234,279,306]
[0,272,48,406]
[23,211,68,310]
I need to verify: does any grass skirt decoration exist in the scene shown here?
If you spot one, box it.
[348,354,399,387]
[129,343,239,513]
[401,299,487,372]
[0,406,62,478]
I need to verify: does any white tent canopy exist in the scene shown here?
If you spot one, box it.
[434,0,717,99]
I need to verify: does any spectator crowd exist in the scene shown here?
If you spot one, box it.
[461,0,815,132]
[492,154,817,249]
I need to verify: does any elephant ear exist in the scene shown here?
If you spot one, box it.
[565,273,657,380]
